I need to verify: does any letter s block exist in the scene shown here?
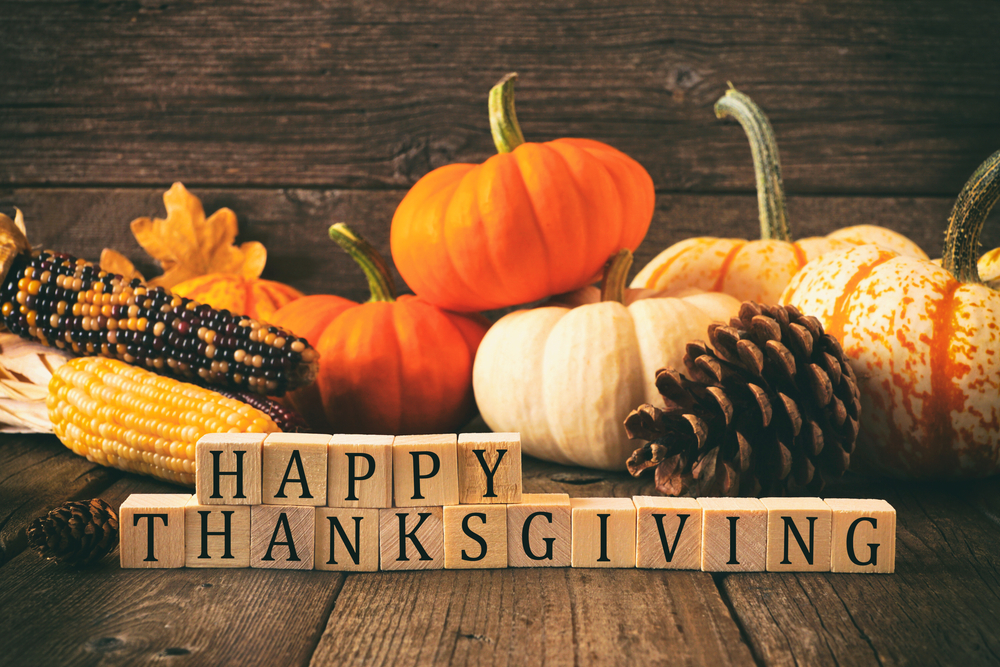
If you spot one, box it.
[825,498,896,573]
[119,494,191,568]
[195,433,265,505]
[443,504,507,569]
[507,493,571,568]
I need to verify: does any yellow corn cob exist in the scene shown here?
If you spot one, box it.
[47,356,280,486]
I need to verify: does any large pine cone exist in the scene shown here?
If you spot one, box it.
[27,498,119,566]
[624,301,860,497]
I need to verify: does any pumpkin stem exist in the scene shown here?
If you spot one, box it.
[328,223,397,302]
[600,249,633,304]
[489,72,526,154]
[714,85,792,243]
[942,149,1000,284]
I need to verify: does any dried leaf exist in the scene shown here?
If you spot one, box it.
[99,249,145,283]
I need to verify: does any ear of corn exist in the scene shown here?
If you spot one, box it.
[47,357,282,486]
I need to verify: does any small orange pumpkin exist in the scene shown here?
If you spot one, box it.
[390,73,655,313]
[270,224,489,434]
[171,273,303,323]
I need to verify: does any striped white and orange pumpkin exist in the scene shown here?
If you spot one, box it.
[780,150,1000,479]
[631,87,926,304]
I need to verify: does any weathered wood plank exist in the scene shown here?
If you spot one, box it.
[2,0,1000,194]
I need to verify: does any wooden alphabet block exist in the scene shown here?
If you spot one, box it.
[261,432,330,506]
[507,493,571,568]
[250,505,315,570]
[633,496,702,570]
[570,498,636,568]
[184,497,251,568]
[443,504,507,569]
[392,434,459,508]
[762,497,832,572]
[457,432,522,504]
[195,432,265,505]
[698,498,766,572]
[119,494,190,568]
[825,498,896,574]
[315,508,380,572]
[327,434,393,508]
[379,507,444,571]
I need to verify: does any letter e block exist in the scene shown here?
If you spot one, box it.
[251,505,315,570]
[262,433,330,506]
[570,498,636,568]
[825,498,896,573]
[392,434,458,507]
[195,433,264,505]
[443,504,507,569]
[379,507,444,571]
[184,498,251,568]
[119,494,190,568]
[699,498,766,572]
[457,433,522,504]
[634,496,702,570]
[327,434,393,508]
[762,497,832,572]
[507,493,571,568]
[315,508,380,572]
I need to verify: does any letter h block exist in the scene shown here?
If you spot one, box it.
[184,496,251,568]
[195,433,265,505]
[392,434,459,508]
[119,494,191,568]
[825,498,895,573]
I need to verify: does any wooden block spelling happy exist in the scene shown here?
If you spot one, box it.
[825,498,896,573]
[251,505,315,570]
[327,434,393,508]
[633,496,702,570]
[392,434,459,508]
[699,497,766,572]
[762,497,832,572]
[315,508,380,572]
[119,494,191,569]
[261,432,330,506]
[379,507,444,571]
[457,433,522,504]
[184,497,251,568]
[195,432,265,505]
[443,504,507,569]
[507,493,571,568]
[570,498,636,568]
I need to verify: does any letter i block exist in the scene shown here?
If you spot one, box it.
[825,498,896,573]
[184,497,251,568]
[698,498,766,572]
[762,497,832,572]
[392,434,459,508]
[379,507,444,571]
[633,496,702,570]
[570,498,636,568]
[507,493,571,567]
[251,505,315,570]
[261,433,330,506]
[443,505,507,569]
[457,433,522,504]
[119,494,191,568]
[195,433,265,505]
[315,508,380,572]
[327,434,393,508]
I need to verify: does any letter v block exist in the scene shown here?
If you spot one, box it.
[762,497,832,572]
[699,498,766,572]
[457,433,522,504]
[392,434,459,508]
[195,433,265,505]
[507,493,571,568]
[119,494,191,568]
[825,498,895,573]
[379,507,444,570]
[634,496,702,570]
[261,433,330,506]
[251,505,315,570]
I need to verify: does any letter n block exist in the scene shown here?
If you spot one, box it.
[379,507,444,570]
[457,433,522,504]
[184,497,251,568]
[327,434,393,508]
[443,504,507,569]
[251,505,315,570]
[570,498,636,568]
[195,433,265,505]
[392,434,459,508]
[699,498,766,572]
[119,494,190,568]
[507,493,571,568]
[634,496,702,570]
[825,498,896,573]
[261,433,330,506]
[762,497,832,572]
[315,508,380,572]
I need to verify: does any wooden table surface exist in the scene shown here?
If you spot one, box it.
[3,1,1000,665]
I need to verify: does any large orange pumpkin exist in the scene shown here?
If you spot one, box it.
[631,87,927,304]
[171,273,303,322]
[390,73,655,313]
[270,224,489,434]
[780,150,1000,478]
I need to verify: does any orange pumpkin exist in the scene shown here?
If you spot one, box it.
[631,87,927,304]
[780,150,1000,479]
[171,273,303,322]
[270,224,489,434]
[390,73,655,313]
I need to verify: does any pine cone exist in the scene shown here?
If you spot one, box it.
[27,498,119,566]
[624,301,860,497]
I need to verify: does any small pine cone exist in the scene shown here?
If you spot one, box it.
[27,498,119,566]
[624,301,861,497]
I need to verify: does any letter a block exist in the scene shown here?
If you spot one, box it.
[762,497,832,572]
[184,498,251,568]
[195,433,265,505]
[392,434,459,508]
[315,508,380,572]
[327,434,394,508]
[634,496,702,570]
[457,433,522,504]
[825,498,896,573]
[119,494,191,568]
[699,498,766,572]
[507,493,571,568]
[261,433,330,506]
[251,505,315,570]
[571,498,636,568]
[379,507,444,571]
[443,504,507,569]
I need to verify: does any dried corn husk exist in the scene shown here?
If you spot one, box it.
[0,332,69,432]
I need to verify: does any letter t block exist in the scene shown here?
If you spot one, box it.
[119,494,191,568]
[392,434,458,508]
[195,433,265,505]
